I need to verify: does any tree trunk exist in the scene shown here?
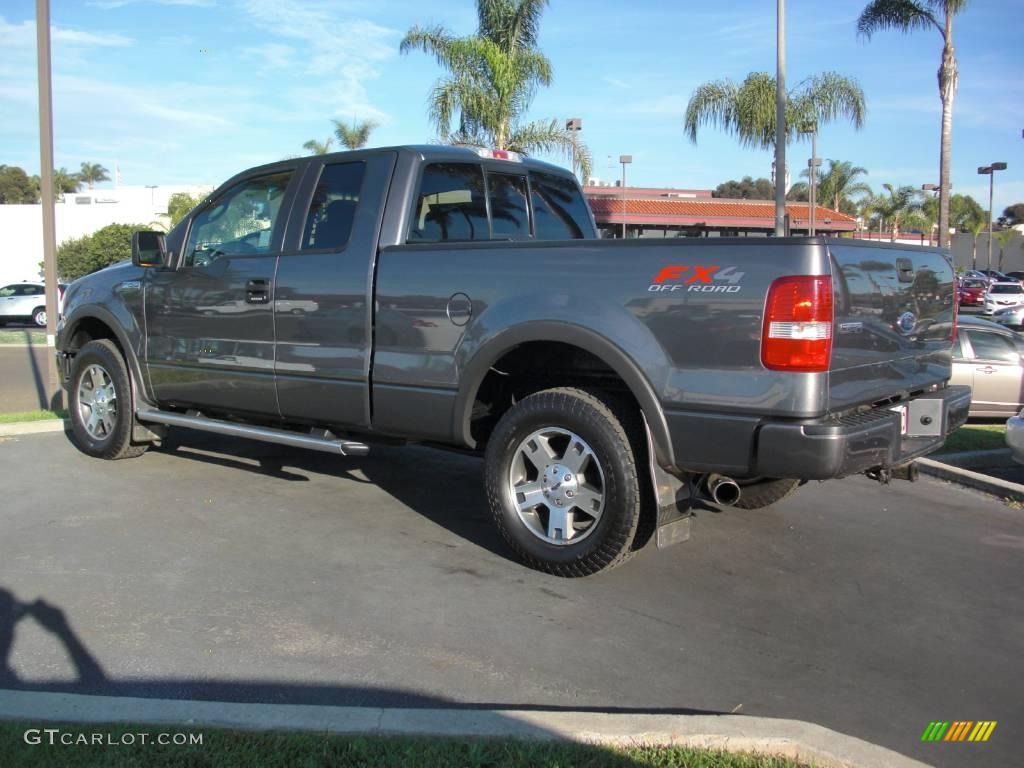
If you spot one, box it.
[937,15,958,249]
[972,236,978,270]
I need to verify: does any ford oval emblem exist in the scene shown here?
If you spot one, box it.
[897,311,916,335]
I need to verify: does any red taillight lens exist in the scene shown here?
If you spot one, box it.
[761,275,833,372]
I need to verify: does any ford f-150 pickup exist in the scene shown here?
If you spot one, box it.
[57,145,970,576]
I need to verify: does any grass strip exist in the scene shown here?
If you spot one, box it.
[936,424,1007,454]
[0,409,68,423]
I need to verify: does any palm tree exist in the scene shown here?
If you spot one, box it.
[995,228,1018,272]
[52,167,81,200]
[872,183,926,240]
[400,0,592,181]
[857,1,969,250]
[684,72,866,156]
[967,218,986,270]
[789,159,871,214]
[302,137,334,155]
[78,162,109,190]
[332,118,378,150]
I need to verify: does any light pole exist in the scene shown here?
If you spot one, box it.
[774,0,786,237]
[979,162,1008,273]
[801,122,819,235]
[619,154,632,239]
[922,183,939,245]
[145,184,158,208]
[566,118,582,180]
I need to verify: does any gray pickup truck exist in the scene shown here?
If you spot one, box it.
[57,145,970,576]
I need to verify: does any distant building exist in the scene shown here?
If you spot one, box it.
[584,186,857,238]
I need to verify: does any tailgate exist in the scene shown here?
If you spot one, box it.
[828,242,955,412]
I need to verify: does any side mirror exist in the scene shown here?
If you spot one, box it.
[132,231,167,267]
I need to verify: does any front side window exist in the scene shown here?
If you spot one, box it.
[408,163,489,243]
[965,330,1020,363]
[488,174,530,238]
[301,162,366,251]
[184,171,292,267]
[530,171,591,239]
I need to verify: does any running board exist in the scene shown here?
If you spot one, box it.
[135,407,370,457]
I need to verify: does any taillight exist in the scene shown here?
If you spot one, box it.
[761,275,833,372]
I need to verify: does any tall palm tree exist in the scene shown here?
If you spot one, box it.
[684,71,866,156]
[857,1,969,249]
[400,0,591,181]
[78,162,109,190]
[332,118,378,150]
[872,183,926,240]
[302,137,334,155]
[789,159,871,214]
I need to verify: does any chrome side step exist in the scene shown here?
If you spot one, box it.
[135,407,370,457]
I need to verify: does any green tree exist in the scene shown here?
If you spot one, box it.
[400,0,592,181]
[152,192,204,232]
[332,118,378,150]
[0,165,39,203]
[995,228,1019,272]
[967,218,986,270]
[713,176,775,200]
[52,167,82,199]
[302,137,334,155]
[56,223,143,280]
[857,0,970,249]
[924,192,984,233]
[870,183,926,240]
[814,160,871,214]
[1001,203,1024,226]
[684,71,866,151]
[78,162,110,190]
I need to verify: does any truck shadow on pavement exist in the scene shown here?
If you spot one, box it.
[0,585,722,718]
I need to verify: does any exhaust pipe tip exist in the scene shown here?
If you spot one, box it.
[706,474,741,506]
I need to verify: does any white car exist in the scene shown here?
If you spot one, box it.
[983,282,1024,315]
[1006,410,1024,464]
[0,282,66,327]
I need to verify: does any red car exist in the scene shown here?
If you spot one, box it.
[959,278,988,307]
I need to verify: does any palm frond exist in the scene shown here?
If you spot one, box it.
[684,79,740,145]
[302,137,333,155]
[856,0,940,39]
[790,72,866,134]
[333,118,378,150]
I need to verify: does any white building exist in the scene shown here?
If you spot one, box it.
[0,184,213,285]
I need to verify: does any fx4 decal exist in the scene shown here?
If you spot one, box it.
[648,265,746,293]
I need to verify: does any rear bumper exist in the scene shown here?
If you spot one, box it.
[667,385,971,480]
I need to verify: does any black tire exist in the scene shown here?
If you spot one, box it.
[734,477,803,510]
[485,387,645,577]
[68,339,147,460]
[32,307,46,327]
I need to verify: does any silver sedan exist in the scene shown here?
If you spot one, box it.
[951,318,1024,417]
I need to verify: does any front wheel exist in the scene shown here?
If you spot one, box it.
[68,339,147,460]
[32,307,46,327]
[484,388,645,577]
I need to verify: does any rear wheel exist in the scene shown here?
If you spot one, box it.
[484,387,645,577]
[68,339,147,460]
[32,307,46,327]
[734,477,803,510]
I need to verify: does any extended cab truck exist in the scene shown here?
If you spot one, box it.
[57,146,970,576]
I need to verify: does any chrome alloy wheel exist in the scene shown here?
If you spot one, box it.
[77,364,118,440]
[508,427,605,545]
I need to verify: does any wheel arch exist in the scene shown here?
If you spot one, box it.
[61,305,152,407]
[453,322,675,469]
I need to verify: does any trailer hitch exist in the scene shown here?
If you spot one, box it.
[865,462,919,485]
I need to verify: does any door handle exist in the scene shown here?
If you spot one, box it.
[975,366,997,374]
[246,278,269,305]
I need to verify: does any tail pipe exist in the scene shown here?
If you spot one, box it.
[705,474,742,506]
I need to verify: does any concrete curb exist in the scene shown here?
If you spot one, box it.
[917,457,1024,502]
[0,690,930,768]
[0,419,67,437]
[933,448,1016,470]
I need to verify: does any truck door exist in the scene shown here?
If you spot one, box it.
[273,152,396,427]
[144,168,298,416]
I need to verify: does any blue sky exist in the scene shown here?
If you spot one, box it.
[2,0,1022,212]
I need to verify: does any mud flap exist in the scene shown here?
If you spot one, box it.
[644,415,693,549]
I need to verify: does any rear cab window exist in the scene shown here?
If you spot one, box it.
[300,162,366,252]
[407,162,593,243]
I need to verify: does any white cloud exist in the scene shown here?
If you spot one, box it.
[0,17,134,48]
[52,27,133,46]
[88,0,214,9]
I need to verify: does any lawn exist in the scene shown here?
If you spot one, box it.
[0,409,67,423]
[0,724,806,768]
[937,423,1006,454]
[0,329,45,345]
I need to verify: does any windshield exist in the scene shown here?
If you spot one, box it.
[962,280,986,289]
[990,284,1024,295]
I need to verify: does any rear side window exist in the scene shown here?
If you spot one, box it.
[965,330,1019,363]
[530,171,591,239]
[301,162,366,251]
[488,174,530,238]
[409,163,489,242]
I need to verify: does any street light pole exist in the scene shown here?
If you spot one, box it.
[801,123,819,236]
[979,162,1008,273]
[774,0,786,237]
[922,184,939,245]
[619,155,632,239]
[35,0,62,410]
[566,118,582,181]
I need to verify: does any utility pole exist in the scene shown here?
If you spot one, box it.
[774,0,786,237]
[619,155,632,239]
[978,162,1008,272]
[36,0,62,410]
[566,118,582,181]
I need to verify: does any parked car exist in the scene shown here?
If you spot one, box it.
[991,304,1024,330]
[958,278,988,307]
[1003,271,1024,283]
[960,269,989,281]
[1006,410,1024,464]
[55,145,970,575]
[983,282,1024,315]
[0,282,56,327]
[951,317,1024,416]
[980,269,1012,282]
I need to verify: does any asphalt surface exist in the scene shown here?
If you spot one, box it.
[1,430,1021,768]
[0,345,52,411]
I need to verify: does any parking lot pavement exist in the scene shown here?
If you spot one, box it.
[1,430,1021,767]
[0,345,51,411]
